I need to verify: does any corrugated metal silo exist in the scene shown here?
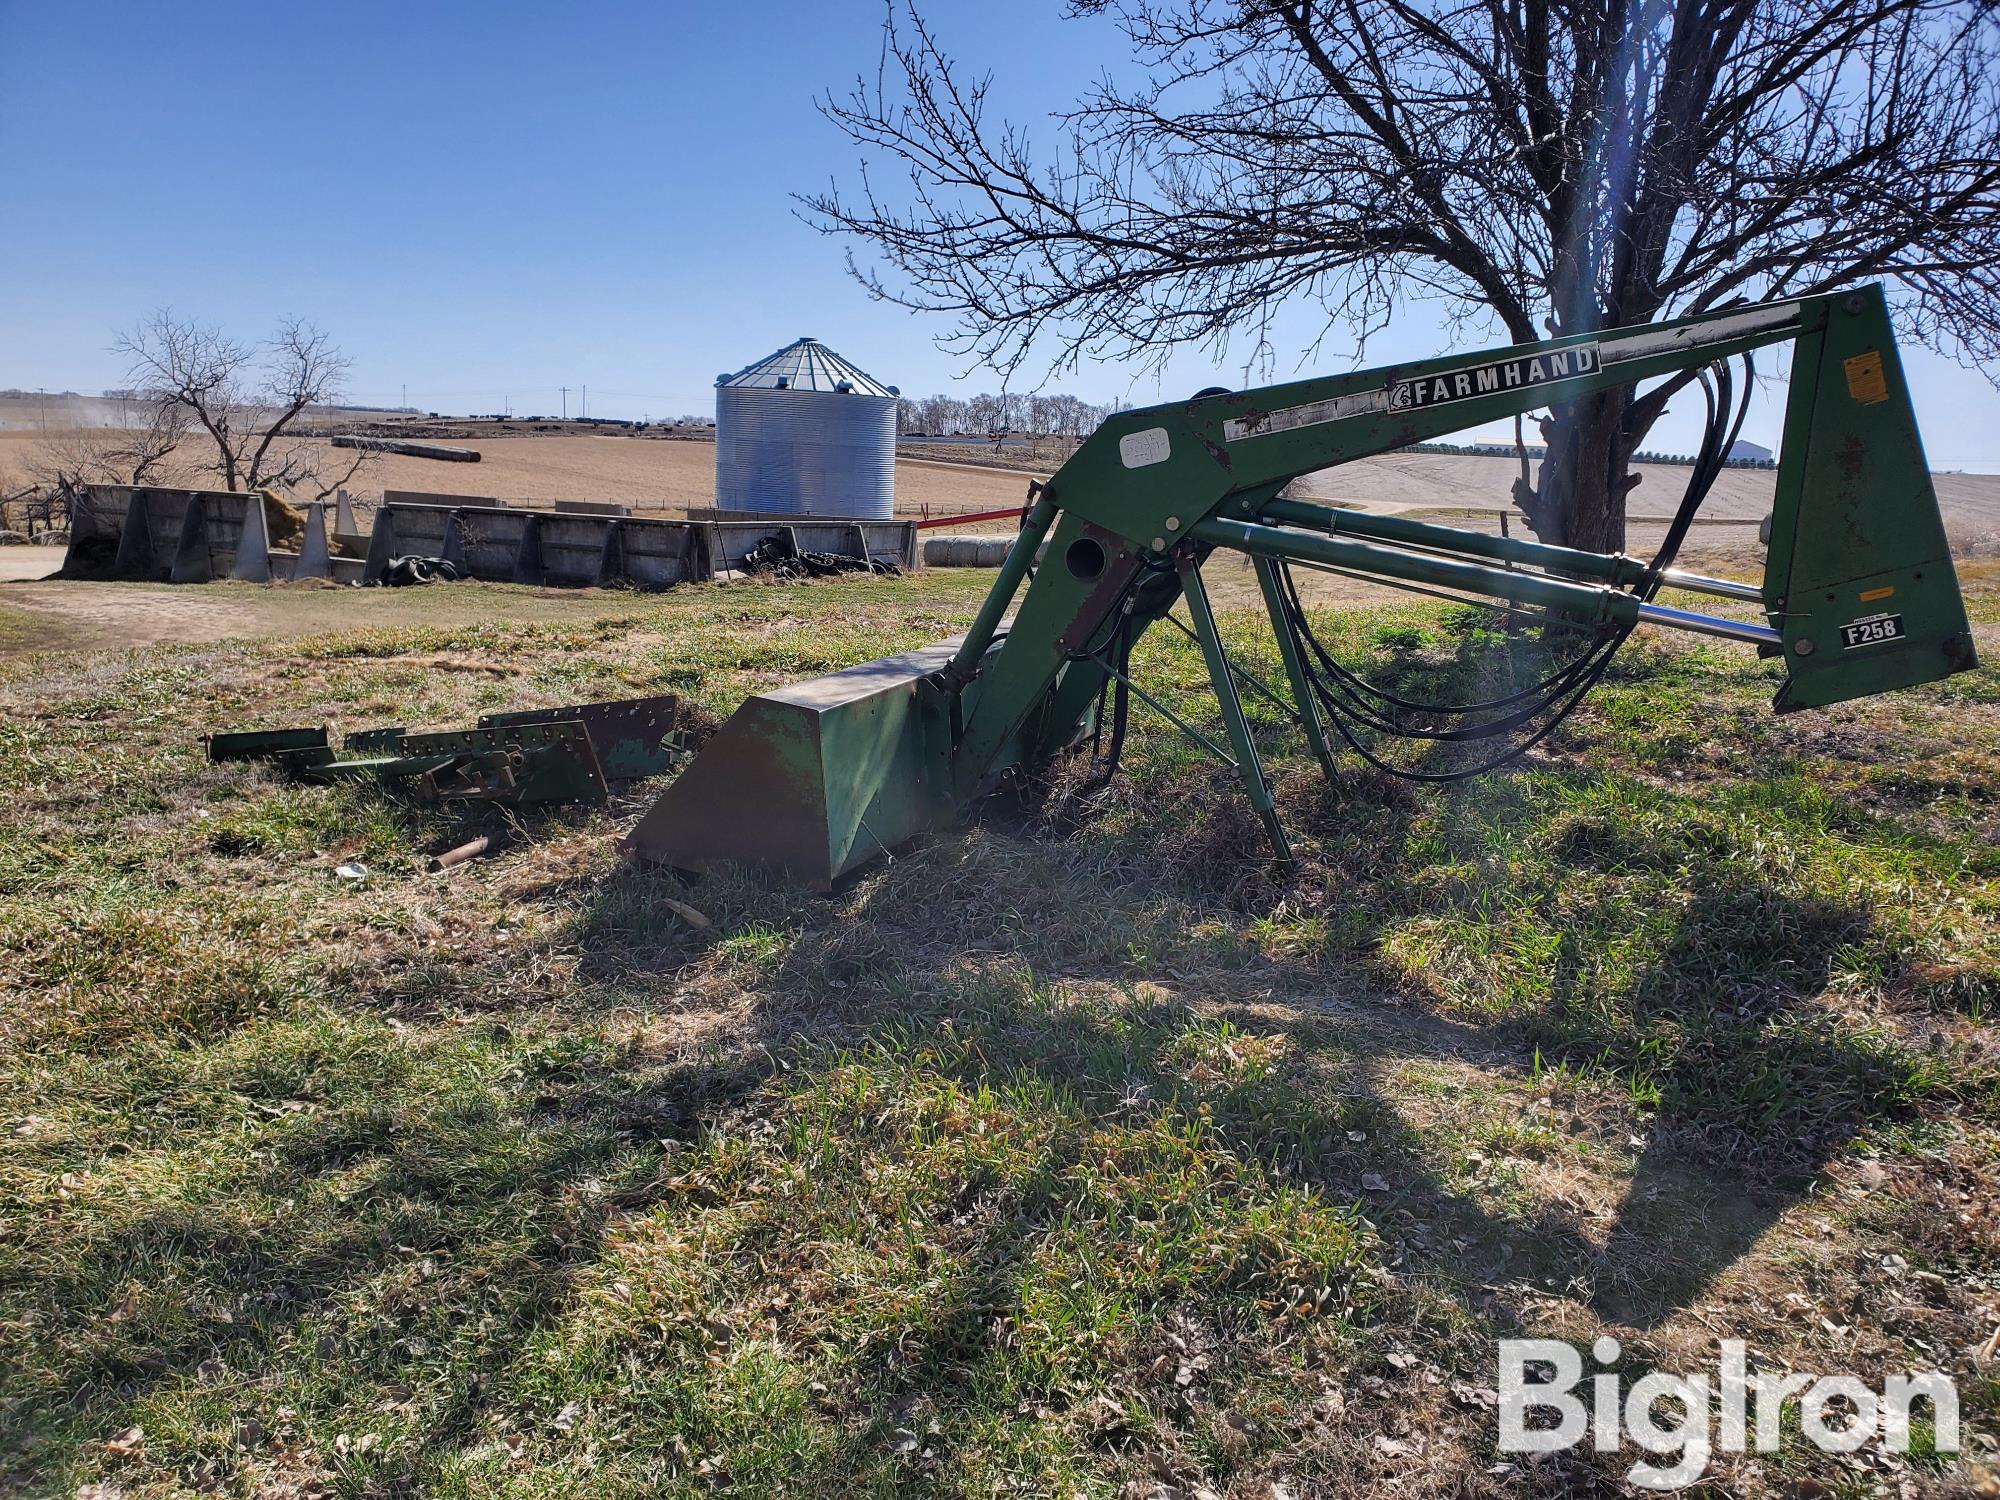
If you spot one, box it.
[714,338,898,519]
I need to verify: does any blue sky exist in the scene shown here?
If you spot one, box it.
[2,0,1994,467]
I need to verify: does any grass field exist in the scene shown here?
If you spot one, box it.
[2,565,1997,1497]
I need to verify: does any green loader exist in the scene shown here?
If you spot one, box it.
[627,284,1977,887]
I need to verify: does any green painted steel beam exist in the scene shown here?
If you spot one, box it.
[1192,517,1639,626]
[206,726,331,763]
[1257,496,1649,586]
[946,298,1832,782]
[1253,554,1337,782]
[1761,289,1976,708]
[1177,555,1293,867]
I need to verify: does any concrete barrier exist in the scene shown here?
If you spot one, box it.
[60,485,273,583]
[294,500,332,580]
[383,488,504,508]
[62,486,921,592]
[362,503,917,588]
[362,503,704,588]
[272,550,366,584]
[696,519,919,580]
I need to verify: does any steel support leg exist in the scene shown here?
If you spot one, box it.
[1252,555,1338,784]
[1177,554,1295,869]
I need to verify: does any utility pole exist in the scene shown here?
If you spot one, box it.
[582,384,588,420]
[37,388,46,431]
[560,386,569,420]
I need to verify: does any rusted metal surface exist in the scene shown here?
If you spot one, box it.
[481,694,686,780]
[207,694,687,808]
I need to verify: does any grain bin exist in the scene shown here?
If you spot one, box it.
[715,338,898,519]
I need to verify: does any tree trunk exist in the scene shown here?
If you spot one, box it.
[1513,388,1638,554]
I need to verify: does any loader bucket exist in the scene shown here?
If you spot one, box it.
[622,640,959,888]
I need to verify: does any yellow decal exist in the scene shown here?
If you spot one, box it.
[1844,350,1890,404]
[1859,586,1895,603]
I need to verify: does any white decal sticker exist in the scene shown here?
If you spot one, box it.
[1389,343,1600,411]
[1598,302,1802,363]
[1223,389,1386,442]
[1840,612,1905,649]
[1119,427,1172,468]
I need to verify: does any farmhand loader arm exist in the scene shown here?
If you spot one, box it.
[628,284,1976,887]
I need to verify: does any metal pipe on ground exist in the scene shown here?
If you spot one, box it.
[923,534,1038,567]
[333,436,481,463]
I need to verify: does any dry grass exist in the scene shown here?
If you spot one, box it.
[0,567,1996,1497]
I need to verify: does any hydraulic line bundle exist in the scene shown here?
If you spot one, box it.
[627,285,1976,887]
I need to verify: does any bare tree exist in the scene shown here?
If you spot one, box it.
[0,461,27,537]
[24,399,188,495]
[808,0,2000,549]
[897,389,1110,448]
[116,311,374,501]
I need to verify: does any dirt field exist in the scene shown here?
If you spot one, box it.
[0,430,1040,527]
[0,550,60,584]
[9,425,1999,539]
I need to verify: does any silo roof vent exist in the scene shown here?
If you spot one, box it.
[715,337,897,397]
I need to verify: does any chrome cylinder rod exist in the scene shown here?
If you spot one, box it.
[1656,567,1765,603]
[1634,601,1782,645]
[1197,515,1783,648]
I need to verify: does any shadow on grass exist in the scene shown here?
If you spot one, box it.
[0,1018,763,1492]
[556,752,1944,1340]
[8,753,1959,1492]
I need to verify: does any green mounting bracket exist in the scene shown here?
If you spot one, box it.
[207,693,689,808]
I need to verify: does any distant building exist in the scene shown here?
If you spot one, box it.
[1727,439,1773,463]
